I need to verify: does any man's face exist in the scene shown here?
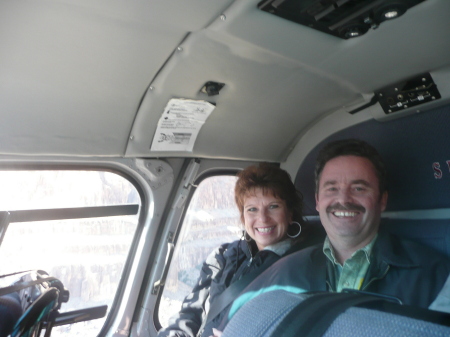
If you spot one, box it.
[315,155,388,246]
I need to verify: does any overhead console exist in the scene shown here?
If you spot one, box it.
[375,73,441,114]
[258,0,427,39]
[347,73,442,116]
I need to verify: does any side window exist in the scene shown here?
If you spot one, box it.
[158,175,241,327]
[0,170,141,336]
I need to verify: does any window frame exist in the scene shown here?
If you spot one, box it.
[152,168,241,331]
[0,161,147,336]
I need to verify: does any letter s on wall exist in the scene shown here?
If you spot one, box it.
[433,162,443,179]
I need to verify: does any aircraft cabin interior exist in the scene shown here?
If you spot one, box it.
[0,0,449,336]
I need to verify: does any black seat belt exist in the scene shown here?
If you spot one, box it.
[204,253,280,327]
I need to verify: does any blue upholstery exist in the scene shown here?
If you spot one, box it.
[325,307,450,337]
[295,104,450,215]
[305,219,450,259]
[222,291,307,337]
[222,290,450,337]
[380,219,450,258]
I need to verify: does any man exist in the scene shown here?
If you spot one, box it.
[223,138,450,324]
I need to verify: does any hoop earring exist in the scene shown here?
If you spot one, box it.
[244,231,252,242]
[287,221,302,239]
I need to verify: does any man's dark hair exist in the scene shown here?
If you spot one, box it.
[314,139,387,195]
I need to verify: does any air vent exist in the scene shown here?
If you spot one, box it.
[258,0,427,39]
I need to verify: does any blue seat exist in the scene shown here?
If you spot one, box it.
[0,271,69,337]
[222,290,450,337]
[10,287,59,337]
[305,219,450,259]
[380,219,450,258]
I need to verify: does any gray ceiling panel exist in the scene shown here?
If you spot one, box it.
[0,0,449,166]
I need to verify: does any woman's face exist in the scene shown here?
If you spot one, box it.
[243,187,292,250]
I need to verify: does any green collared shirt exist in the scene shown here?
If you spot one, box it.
[323,235,378,292]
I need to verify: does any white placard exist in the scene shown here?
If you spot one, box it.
[150,99,215,152]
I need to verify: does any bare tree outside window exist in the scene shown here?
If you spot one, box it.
[159,175,241,327]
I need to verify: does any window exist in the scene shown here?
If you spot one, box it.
[0,170,141,336]
[158,175,241,327]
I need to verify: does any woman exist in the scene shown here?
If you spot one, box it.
[157,163,306,337]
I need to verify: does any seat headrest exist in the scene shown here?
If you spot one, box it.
[295,104,450,216]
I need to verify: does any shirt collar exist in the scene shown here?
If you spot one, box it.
[263,238,292,256]
[323,234,378,266]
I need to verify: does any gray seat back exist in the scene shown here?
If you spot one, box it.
[222,290,450,337]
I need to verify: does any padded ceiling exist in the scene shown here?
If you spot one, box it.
[0,0,234,156]
[295,104,450,215]
[126,28,361,160]
[0,0,450,162]
[126,0,450,161]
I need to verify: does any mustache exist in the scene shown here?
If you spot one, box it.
[326,203,365,213]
